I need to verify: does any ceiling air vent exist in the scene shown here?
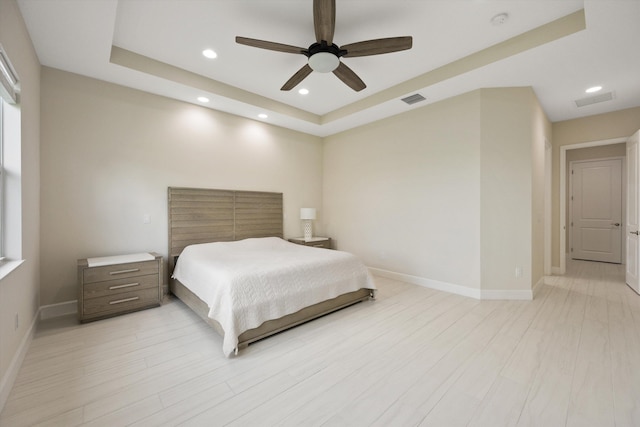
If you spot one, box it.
[401,93,426,105]
[575,91,614,108]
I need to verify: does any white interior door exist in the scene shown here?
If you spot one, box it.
[571,159,623,263]
[626,130,640,293]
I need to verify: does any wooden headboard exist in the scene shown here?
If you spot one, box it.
[168,187,283,273]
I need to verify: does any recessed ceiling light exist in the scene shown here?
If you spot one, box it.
[197,96,210,103]
[298,88,309,95]
[202,49,217,59]
[490,13,509,26]
[585,86,603,93]
[258,113,268,119]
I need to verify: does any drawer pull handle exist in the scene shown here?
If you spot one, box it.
[109,268,140,275]
[109,296,139,305]
[109,282,140,290]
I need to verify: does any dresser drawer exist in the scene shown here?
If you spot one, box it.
[82,287,161,317]
[83,273,159,300]
[83,260,159,284]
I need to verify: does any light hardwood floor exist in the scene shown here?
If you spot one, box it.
[2,260,640,426]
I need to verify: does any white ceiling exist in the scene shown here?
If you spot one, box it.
[16,0,640,137]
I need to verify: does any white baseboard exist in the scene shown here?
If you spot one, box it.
[551,266,563,275]
[40,300,77,320]
[369,267,482,300]
[369,267,535,301]
[0,307,39,413]
[531,276,546,299]
[480,289,533,300]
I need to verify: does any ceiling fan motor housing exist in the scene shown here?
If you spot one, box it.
[305,41,346,73]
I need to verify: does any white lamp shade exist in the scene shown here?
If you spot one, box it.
[300,208,316,220]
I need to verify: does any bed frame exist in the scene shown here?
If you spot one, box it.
[168,187,373,351]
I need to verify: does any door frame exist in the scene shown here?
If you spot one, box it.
[545,140,552,276]
[568,156,624,263]
[559,137,627,274]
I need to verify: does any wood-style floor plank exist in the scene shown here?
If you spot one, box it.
[1,260,639,427]
[607,289,640,426]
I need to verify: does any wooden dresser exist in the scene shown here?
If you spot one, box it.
[77,252,163,322]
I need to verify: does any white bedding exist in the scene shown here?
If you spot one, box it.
[172,237,375,357]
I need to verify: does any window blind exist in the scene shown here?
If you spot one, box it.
[0,45,19,104]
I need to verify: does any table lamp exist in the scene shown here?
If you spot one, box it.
[300,208,316,241]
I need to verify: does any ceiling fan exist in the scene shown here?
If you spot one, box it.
[235,0,412,92]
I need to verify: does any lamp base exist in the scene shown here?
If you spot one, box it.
[303,220,313,241]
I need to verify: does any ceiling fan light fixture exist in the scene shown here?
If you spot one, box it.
[308,52,339,73]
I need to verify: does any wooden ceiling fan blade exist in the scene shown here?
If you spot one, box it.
[313,0,335,44]
[281,64,313,91]
[333,62,366,92]
[236,36,306,54]
[341,36,413,57]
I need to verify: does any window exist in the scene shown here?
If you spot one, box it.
[0,100,3,258]
[0,95,22,265]
[0,44,20,261]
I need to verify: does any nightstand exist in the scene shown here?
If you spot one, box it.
[77,252,163,322]
[288,237,332,249]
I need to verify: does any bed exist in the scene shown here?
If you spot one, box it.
[168,187,375,356]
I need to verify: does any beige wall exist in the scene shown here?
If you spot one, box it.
[551,107,640,268]
[0,0,41,406]
[324,91,482,291]
[40,68,323,305]
[480,87,550,292]
[323,87,546,295]
[532,93,552,287]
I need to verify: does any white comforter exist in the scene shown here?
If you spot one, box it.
[172,237,375,356]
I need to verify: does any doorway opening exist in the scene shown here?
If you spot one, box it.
[559,137,628,274]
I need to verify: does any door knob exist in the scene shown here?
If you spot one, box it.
[631,231,640,235]
[613,223,621,226]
